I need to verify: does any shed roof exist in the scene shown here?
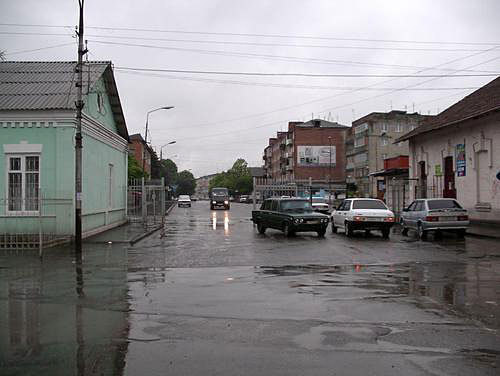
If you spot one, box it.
[0,61,128,139]
[396,76,500,142]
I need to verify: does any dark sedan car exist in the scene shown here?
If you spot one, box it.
[251,198,330,237]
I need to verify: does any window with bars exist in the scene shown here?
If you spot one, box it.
[7,155,40,212]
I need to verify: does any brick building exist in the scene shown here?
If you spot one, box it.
[262,119,348,195]
[129,133,153,175]
[347,110,432,198]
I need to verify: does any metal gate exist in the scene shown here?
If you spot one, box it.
[127,178,166,227]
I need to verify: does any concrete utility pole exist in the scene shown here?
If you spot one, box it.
[75,0,87,254]
[328,136,332,210]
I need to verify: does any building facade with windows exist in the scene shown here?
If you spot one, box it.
[0,61,129,245]
[396,76,500,223]
[348,110,432,198]
[262,119,348,195]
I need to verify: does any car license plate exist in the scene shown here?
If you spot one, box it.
[368,217,382,221]
[440,216,456,221]
[308,220,320,224]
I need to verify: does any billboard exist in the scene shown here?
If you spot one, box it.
[297,145,336,166]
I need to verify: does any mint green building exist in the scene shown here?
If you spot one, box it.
[0,61,129,246]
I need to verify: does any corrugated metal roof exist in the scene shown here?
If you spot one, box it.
[0,61,129,140]
[0,61,108,110]
[396,76,500,142]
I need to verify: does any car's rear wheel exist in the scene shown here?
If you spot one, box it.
[257,222,266,234]
[381,229,390,239]
[345,221,354,237]
[317,228,326,237]
[456,229,466,238]
[417,223,427,240]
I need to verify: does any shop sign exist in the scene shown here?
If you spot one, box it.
[456,144,466,177]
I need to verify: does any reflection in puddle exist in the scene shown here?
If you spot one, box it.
[210,211,230,235]
[258,261,500,329]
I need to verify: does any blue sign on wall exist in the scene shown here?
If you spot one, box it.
[456,144,466,177]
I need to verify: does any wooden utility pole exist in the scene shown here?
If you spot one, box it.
[75,0,87,254]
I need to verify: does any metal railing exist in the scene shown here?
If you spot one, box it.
[0,193,72,252]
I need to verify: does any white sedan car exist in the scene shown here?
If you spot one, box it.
[178,195,192,208]
[330,198,395,239]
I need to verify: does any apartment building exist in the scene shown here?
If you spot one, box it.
[348,110,432,198]
[262,119,348,194]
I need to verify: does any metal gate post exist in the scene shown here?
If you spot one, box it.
[141,177,146,226]
[252,177,257,211]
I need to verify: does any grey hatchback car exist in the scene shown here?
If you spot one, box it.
[400,198,469,239]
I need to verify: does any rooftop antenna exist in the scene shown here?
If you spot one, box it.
[412,103,415,112]
[390,100,393,111]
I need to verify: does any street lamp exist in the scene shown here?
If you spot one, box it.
[143,106,174,174]
[159,141,176,161]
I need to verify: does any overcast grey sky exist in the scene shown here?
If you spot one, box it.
[1,0,500,177]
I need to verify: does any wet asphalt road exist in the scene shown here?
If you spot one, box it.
[0,201,499,375]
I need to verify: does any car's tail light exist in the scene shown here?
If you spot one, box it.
[425,216,439,222]
[457,215,469,221]
[384,217,395,222]
[353,216,366,221]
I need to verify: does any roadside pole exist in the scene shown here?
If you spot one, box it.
[252,177,257,211]
[75,0,87,255]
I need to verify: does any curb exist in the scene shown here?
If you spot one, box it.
[130,224,163,245]
[465,231,500,240]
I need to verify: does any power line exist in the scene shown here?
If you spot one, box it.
[115,66,498,78]
[3,42,75,56]
[83,33,488,52]
[1,22,499,46]
[169,51,499,142]
[117,69,481,91]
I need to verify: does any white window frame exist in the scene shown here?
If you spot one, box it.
[381,137,388,146]
[395,123,404,133]
[5,154,41,214]
[381,123,388,133]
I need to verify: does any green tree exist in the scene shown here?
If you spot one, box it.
[0,50,5,61]
[150,150,162,179]
[176,170,196,196]
[208,158,253,195]
[128,155,145,180]
[161,159,178,186]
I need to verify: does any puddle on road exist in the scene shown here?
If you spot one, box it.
[258,261,500,329]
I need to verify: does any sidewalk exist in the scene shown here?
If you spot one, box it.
[467,222,500,239]
[86,204,176,244]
